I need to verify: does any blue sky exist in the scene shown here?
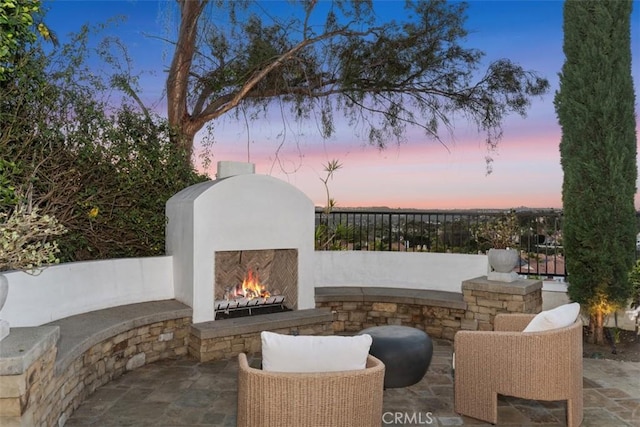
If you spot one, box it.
[42,0,640,209]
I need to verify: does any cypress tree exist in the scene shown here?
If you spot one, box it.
[554,0,637,344]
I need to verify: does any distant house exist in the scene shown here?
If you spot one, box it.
[518,253,565,278]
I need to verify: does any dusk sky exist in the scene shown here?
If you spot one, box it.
[44,0,640,210]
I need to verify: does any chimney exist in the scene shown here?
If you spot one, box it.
[216,161,255,179]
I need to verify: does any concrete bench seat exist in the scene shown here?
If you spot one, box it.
[315,286,466,309]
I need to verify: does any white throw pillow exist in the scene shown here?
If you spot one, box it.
[261,331,372,373]
[522,302,580,333]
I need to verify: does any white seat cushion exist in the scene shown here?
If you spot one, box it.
[261,331,373,373]
[522,302,580,333]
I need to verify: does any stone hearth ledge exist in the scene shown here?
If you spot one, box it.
[191,308,334,340]
[189,308,334,362]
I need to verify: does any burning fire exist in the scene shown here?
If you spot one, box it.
[230,269,270,299]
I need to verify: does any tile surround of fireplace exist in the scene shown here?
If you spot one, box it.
[166,161,315,323]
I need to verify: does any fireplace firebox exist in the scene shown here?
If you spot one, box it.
[214,249,297,319]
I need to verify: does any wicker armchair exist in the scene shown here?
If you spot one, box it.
[454,313,583,427]
[237,353,385,427]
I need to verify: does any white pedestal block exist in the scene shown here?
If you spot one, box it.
[0,319,9,341]
[487,271,520,282]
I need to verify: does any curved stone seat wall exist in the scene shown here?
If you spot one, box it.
[0,279,542,426]
[315,287,469,340]
[315,278,542,339]
[0,300,192,426]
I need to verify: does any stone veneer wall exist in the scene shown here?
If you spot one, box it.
[48,318,191,426]
[315,287,469,340]
[0,301,192,427]
[321,300,468,340]
[189,308,334,362]
[315,279,543,339]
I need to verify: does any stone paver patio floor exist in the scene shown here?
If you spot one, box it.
[66,339,640,426]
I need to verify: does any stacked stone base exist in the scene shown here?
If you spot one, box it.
[315,287,469,340]
[316,279,542,339]
[189,308,334,361]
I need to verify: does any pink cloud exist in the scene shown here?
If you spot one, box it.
[195,126,566,210]
[194,104,639,211]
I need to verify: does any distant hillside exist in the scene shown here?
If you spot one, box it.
[315,206,564,214]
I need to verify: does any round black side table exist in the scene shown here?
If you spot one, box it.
[358,325,433,388]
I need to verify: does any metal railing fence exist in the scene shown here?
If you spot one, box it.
[315,208,569,278]
[316,208,640,279]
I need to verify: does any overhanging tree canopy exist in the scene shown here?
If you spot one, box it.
[166,0,549,166]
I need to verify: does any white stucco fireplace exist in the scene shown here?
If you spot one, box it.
[165,162,315,323]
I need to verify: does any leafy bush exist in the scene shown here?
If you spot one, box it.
[54,107,208,260]
[0,22,207,262]
[0,204,66,272]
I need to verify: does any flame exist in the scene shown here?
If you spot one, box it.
[234,269,270,299]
